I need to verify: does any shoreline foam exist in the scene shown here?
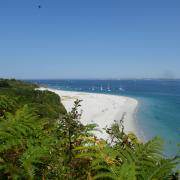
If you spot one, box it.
[39,87,138,140]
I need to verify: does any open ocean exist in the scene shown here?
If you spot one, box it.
[28,79,180,157]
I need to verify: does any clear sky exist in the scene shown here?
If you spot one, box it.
[0,0,180,79]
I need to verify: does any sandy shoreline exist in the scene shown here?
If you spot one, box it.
[39,87,138,140]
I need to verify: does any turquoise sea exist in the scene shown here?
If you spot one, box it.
[28,79,180,157]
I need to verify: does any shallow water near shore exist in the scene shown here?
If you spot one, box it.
[28,79,180,157]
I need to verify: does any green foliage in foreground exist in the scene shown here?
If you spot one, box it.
[0,79,179,179]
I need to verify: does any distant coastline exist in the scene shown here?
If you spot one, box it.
[32,79,180,157]
[39,87,139,140]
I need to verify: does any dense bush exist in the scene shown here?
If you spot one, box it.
[0,79,66,119]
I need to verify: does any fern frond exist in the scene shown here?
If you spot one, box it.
[93,172,116,180]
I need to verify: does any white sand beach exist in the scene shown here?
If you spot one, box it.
[39,87,138,140]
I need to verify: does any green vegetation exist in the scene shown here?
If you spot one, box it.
[0,79,179,179]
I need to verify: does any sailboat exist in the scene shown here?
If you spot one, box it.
[100,85,103,91]
[107,85,111,92]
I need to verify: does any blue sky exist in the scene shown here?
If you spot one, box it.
[0,0,180,79]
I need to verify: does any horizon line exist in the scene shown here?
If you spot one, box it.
[18,78,180,81]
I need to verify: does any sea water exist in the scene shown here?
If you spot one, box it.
[28,79,180,157]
